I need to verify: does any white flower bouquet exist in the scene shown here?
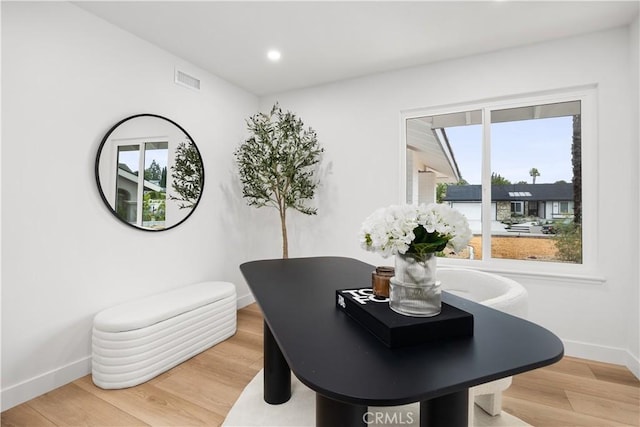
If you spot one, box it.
[359,203,473,259]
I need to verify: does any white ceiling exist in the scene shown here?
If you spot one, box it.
[74,1,639,96]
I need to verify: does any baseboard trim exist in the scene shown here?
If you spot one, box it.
[236,292,256,309]
[563,339,640,379]
[625,350,640,379]
[3,320,636,412]
[1,356,92,411]
[3,295,259,412]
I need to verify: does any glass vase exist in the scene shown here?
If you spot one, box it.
[389,252,441,317]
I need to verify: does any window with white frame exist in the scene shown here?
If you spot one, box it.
[115,141,169,228]
[403,89,595,269]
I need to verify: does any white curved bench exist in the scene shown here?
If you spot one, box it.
[92,281,236,389]
[438,268,528,421]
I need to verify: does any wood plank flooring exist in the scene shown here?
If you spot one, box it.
[3,303,638,426]
[503,356,639,426]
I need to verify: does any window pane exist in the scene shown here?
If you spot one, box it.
[142,141,168,229]
[490,101,582,263]
[116,145,140,224]
[405,110,482,260]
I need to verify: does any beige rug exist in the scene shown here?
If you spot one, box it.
[223,369,531,427]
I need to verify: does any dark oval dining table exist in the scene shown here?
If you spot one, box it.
[240,256,564,427]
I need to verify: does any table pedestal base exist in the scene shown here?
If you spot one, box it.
[263,322,291,404]
[316,394,366,427]
[420,390,469,427]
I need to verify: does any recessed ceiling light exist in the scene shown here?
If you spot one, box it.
[267,50,281,62]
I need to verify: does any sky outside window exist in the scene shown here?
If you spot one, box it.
[446,116,573,184]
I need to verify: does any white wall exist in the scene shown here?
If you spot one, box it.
[259,26,639,376]
[2,2,638,412]
[1,2,258,409]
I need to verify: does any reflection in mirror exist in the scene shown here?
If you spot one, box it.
[96,114,204,231]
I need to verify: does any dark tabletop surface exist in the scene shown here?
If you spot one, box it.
[240,256,564,406]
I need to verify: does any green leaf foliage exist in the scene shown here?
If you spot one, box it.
[170,139,203,209]
[234,103,324,216]
[553,222,582,263]
[491,172,512,185]
[405,225,449,259]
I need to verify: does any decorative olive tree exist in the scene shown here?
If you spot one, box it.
[234,103,323,258]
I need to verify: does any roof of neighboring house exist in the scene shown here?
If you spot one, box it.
[118,163,135,174]
[406,118,461,183]
[117,167,164,192]
[443,182,573,202]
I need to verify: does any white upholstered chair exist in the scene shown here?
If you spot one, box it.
[437,268,528,422]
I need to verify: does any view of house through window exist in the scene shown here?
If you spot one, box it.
[405,99,582,264]
[116,145,140,224]
[142,142,168,229]
[115,141,169,229]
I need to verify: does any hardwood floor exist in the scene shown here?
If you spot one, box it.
[3,303,638,426]
[503,357,639,426]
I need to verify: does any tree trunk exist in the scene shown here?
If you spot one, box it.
[572,115,582,224]
[280,208,288,259]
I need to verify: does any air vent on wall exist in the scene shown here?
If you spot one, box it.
[175,69,201,91]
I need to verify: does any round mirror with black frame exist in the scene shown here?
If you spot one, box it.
[95,114,204,231]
